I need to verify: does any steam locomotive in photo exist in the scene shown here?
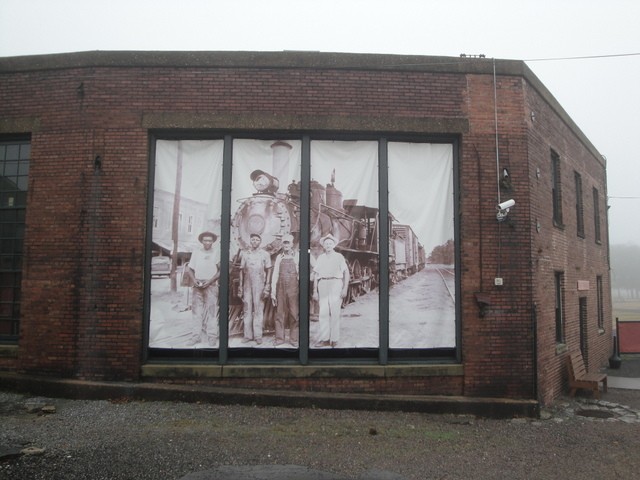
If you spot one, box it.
[229,168,424,315]
[231,165,425,292]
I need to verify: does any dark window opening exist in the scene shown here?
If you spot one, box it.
[596,275,604,330]
[579,296,588,364]
[575,171,584,238]
[0,139,29,341]
[555,271,564,344]
[593,187,601,243]
[551,150,563,227]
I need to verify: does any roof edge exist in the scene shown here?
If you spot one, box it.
[0,50,602,161]
[0,49,522,74]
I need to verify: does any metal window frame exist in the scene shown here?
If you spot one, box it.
[0,137,30,342]
[144,131,460,365]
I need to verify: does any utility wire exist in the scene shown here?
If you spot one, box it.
[525,52,640,62]
[382,52,640,68]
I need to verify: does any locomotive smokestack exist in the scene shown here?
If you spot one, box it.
[271,141,292,188]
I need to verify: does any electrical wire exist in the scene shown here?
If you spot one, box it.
[524,52,640,62]
[381,52,640,69]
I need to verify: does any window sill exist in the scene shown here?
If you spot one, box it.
[142,363,464,379]
[555,343,568,355]
[0,344,18,359]
[598,328,606,335]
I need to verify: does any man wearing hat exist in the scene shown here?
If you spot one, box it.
[270,234,299,347]
[185,231,220,347]
[239,233,272,345]
[312,233,350,347]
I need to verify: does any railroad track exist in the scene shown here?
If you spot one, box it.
[435,266,456,304]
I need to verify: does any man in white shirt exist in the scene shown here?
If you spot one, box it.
[185,231,220,347]
[312,234,350,347]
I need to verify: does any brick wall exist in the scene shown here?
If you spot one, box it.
[0,52,610,401]
[525,84,612,404]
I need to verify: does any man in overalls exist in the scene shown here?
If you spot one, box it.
[239,233,272,345]
[270,234,299,347]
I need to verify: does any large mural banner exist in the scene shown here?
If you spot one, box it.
[388,142,455,348]
[149,140,224,349]
[148,138,456,352]
[310,141,379,349]
[228,139,302,349]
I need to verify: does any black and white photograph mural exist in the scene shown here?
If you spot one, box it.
[388,142,455,349]
[228,139,302,349]
[149,140,224,349]
[309,141,380,349]
[147,137,455,353]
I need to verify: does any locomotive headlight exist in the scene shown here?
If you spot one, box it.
[250,169,279,194]
[254,174,270,192]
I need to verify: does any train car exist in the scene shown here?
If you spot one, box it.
[392,224,421,277]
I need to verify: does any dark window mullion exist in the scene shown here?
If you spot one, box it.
[298,136,311,364]
[218,135,234,364]
[378,138,389,364]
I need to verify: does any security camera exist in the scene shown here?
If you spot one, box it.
[498,199,515,210]
[496,199,515,222]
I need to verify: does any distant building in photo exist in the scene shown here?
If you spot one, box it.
[0,51,612,408]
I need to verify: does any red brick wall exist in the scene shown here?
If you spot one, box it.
[0,53,610,401]
[525,84,612,404]
[459,74,536,399]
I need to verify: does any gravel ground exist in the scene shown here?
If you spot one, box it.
[1,383,639,480]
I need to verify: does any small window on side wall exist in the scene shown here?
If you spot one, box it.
[555,271,564,344]
[575,171,584,238]
[593,187,601,244]
[551,150,563,227]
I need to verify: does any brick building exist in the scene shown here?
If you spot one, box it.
[0,51,612,407]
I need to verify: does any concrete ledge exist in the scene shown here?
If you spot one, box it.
[0,371,538,419]
[0,117,40,133]
[0,344,18,359]
[142,112,469,134]
[142,363,464,379]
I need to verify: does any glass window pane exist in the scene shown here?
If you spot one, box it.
[0,303,12,317]
[19,144,30,160]
[310,140,379,349]
[3,161,18,176]
[14,191,27,207]
[5,145,19,160]
[148,139,224,350]
[0,256,12,269]
[1,223,15,238]
[229,139,302,349]
[17,176,28,191]
[388,142,456,349]
[0,210,16,222]
[1,287,14,302]
[0,141,28,340]
[1,239,13,252]
[18,161,29,175]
